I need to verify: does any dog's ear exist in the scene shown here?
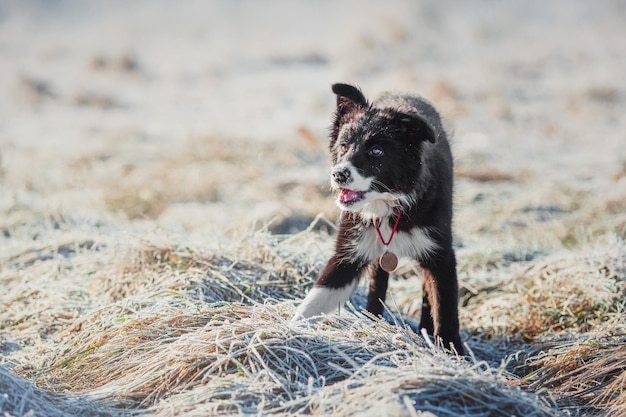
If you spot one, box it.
[330,83,368,141]
[399,113,437,143]
[332,83,368,113]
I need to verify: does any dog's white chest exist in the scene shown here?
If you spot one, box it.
[350,225,438,263]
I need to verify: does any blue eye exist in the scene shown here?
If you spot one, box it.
[368,145,384,157]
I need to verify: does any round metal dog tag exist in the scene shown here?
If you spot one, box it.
[379,252,398,272]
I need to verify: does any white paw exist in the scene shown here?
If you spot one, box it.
[292,283,358,321]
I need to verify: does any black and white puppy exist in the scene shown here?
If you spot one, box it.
[293,83,463,354]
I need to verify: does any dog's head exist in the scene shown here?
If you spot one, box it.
[328,83,437,220]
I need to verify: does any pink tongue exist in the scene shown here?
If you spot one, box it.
[339,189,360,203]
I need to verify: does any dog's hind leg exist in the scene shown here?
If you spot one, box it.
[420,247,464,355]
[366,263,389,317]
[419,283,435,335]
[293,255,365,320]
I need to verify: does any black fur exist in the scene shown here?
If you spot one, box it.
[297,83,463,355]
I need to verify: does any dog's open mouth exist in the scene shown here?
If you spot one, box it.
[338,189,366,205]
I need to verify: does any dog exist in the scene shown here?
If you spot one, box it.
[293,83,464,355]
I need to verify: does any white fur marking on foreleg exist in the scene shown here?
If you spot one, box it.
[292,283,358,321]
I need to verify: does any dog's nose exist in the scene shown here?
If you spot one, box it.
[332,166,352,185]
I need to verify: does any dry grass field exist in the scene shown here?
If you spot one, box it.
[1,1,625,416]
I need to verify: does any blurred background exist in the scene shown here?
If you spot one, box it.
[2,4,625,415]
[1,0,624,240]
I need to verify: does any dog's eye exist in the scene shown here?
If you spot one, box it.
[340,143,349,154]
[368,145,384,157]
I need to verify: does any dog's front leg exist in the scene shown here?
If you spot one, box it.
[366,264,389,317]
[293,255,365,320]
